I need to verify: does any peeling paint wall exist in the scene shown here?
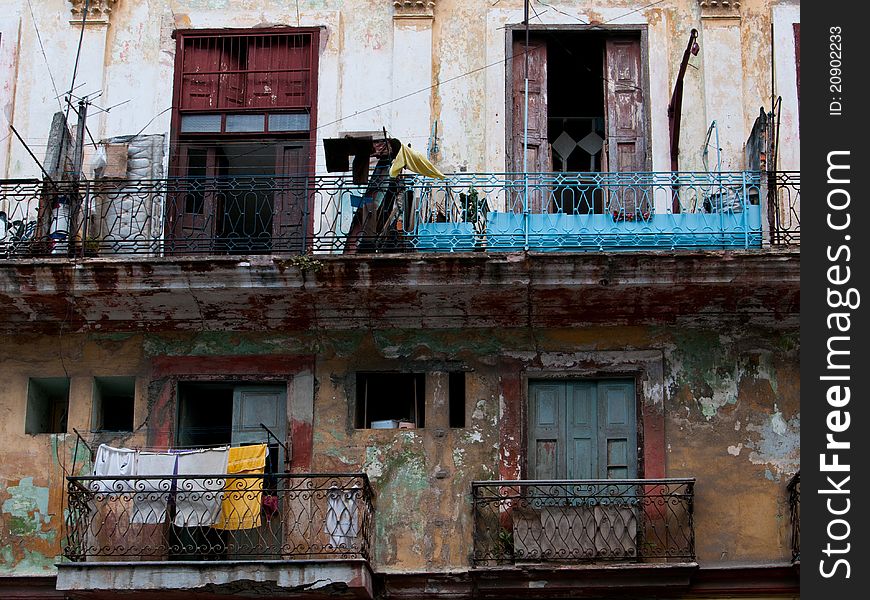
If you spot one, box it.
[0,332,151,576]
[0,0,798,180]
[0,321,798,575]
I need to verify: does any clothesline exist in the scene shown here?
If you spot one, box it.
[92,443,271,531]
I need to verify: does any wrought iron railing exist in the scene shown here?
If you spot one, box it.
[0,171,766,259]
[64,473,374,561]
[769,171,800,245]
[472,479,695,566]
[788,471,800,562]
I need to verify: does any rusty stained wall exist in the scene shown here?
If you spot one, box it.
[0,323,798,575]
[0,333,150,576]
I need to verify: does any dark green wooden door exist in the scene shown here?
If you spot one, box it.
[529,379,637,479]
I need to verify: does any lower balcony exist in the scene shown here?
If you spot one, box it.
[473,478,695,566]
[0,171,797,259]
[58,473,375,599]
[471,479,697,595]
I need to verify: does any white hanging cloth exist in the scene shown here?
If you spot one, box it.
[130,452,178,525]
[91,444,136,493]
[173,446,230,528]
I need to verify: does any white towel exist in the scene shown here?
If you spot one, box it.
[173,447,229,527]
[325,486,361,549]
[91,444,137,493]
[130,452,177,525]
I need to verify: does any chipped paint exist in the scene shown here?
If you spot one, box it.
[2,477,52,538]
[746,412,801,477]
[0,320,800,573]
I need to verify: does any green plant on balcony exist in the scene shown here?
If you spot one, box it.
[496,527,514,559]
[289,254,323,274]
[83,237,100,257]
[460,186,489,233]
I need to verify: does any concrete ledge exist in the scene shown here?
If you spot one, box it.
[56,559,374,599]
[0,250,800,333]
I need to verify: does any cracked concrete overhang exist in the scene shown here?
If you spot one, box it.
[0,250,799,334]
[55,559,374,599]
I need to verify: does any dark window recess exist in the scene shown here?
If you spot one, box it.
[26,377,70,434]
[449,372,466,428]
[177,382,234,447]
[93,377,136,432]
[355,373,425,429]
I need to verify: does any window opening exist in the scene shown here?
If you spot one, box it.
[93,376,135,432]
[26,377,70,434]
[355,373,425,429]
[448,371,466,428]
[173,381,286,559]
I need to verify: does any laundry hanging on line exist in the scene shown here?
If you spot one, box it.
[91,444,136,493]
[389,143,446,179]
[130,451,178,525]
[173,447,230,528]
[93,443,270,530]
[214,444,269,531]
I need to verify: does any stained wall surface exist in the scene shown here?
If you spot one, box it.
[0,324,799,575]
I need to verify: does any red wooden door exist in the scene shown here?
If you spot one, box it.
[169,146,226,253]
[273,144,308,252]
[180,39,221,110]
[247,35,310,109]
[512,38,550,212]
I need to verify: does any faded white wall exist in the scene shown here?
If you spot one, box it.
[772,2,800,171]
[0,11,22,178]
[0,0,796,181]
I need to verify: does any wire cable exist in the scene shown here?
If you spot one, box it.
[24,0,64,111]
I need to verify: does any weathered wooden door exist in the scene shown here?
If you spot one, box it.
[604,38,649,216]
[231,385,287,466]
[528,379,637,480]
[603,38,646,173]
[521,380,639,560]
[511,38,550,212]
[273,144,308,252]
[169,146,227,253]
[228,386,287,555]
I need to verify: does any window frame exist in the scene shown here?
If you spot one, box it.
[169,27,320,157]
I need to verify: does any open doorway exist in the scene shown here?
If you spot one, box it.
[509,30,648,180]
[174,381,287,559]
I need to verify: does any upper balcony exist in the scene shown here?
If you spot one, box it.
[0,170,801,335]
[0,170,799,259]
[58,473,375,598]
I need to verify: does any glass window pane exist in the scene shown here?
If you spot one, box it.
[269,113,310,131]
[180,114,222,133]
[226,114,266,133]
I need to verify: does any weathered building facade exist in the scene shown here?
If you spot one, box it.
[0,1,799,599]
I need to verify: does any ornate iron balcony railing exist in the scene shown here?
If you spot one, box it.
[0,171,787,259]
[788,471,800,562]
[768,171,800,245]
[472,478,695,566]
[64,473,374,562]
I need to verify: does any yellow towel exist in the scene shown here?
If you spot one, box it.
[214,444,268,530]
[389,144,446,179]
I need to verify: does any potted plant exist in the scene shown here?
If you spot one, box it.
[84,237,101,257]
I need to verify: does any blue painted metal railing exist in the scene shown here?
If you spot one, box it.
[406,171,763,252]
[0,171,767,258]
